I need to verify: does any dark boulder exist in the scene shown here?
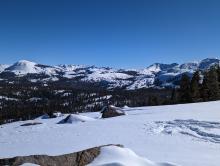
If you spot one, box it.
[20,122,42,126]
[101,105,125,118]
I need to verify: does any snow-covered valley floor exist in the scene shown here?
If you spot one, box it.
[1,101,220,166]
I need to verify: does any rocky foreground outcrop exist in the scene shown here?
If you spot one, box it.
[0,144,122,166]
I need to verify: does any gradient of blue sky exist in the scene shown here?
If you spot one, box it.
[0,0,220,68]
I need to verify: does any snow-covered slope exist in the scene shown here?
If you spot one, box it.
[88,145,177,166]
[0,64,10,73]
[5,60,39,74]
[1,58,220,89]
[4,60,61,75]
[1,101,220,166]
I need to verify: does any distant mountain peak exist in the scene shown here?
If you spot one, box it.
[16,59,36,64]
[0,58,220,90]
[198,58,220,70]
[5,60,38,75]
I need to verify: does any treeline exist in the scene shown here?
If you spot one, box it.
[0,81,171,124]
[172,65,220,103]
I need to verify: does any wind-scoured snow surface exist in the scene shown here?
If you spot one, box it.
[1,58,220,89]
[1,101,220,166]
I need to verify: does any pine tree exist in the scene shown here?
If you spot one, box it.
[190,71,201,102]
[201,67,219,101]
[216,65,220,85]
[178,74,192,103]
[148,95,158,106]
[170,88,177,104]
[201,71,209,101]
[207,67,219,100]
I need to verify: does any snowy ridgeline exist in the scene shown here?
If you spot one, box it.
[0,58,220,89]
[1,101,220,166]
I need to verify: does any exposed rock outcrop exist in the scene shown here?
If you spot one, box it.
[57,114,95,124]
[20,122,42,126]
[101,105,125,118]
[0,144,123,166]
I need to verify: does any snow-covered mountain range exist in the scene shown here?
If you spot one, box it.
[0,58,219,90]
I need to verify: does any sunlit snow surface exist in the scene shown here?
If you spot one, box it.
[1,101,220,166]
[88,145,178,166]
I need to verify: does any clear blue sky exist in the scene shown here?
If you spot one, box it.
[0,0,220,68]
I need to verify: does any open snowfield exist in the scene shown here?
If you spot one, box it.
[1,101,220,166]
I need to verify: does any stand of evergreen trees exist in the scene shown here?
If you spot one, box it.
[172,66,220,103]
[0,81,171,124]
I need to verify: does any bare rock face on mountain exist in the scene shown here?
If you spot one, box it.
[101,105,125,118]
[0,144,123,166]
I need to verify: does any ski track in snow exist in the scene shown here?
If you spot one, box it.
[153,119,220,144]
